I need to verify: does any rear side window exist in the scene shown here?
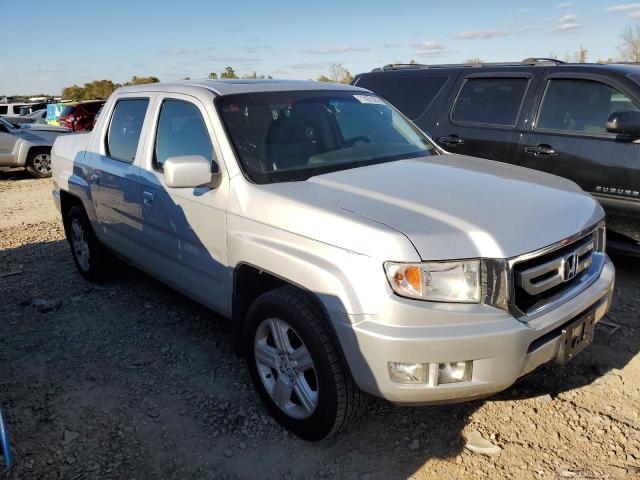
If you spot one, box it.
[452,77,528,126]
[537,79,640,134]
[0,106,7,115]
[154,99,213,170]
[356,74,449,120]
[106,98,149,162]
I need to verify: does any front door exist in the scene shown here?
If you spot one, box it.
[517,76,640,242]
[137,94,230,314]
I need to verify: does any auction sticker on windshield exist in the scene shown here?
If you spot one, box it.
[353,94,386,105]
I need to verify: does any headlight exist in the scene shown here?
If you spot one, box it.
[384,260,480,303]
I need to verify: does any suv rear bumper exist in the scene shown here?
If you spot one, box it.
[331,256,615,404]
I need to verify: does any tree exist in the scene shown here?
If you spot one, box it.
[466,58,483,64]
[124,76,160,86]
[60,75,159,99]
[220,66,238,79]
[618,23,640,62]
[209,72,218,79]
[317,63,353,84]
[62,84,84,100]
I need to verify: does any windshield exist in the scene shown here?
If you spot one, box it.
[61,105,76,116]
[216,90,438,184]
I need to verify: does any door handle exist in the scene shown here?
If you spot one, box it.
[89,173,100,184]
[438,136,465,146]
[143,190,154,206]
[524,145,557,156]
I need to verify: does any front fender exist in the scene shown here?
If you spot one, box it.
[227,215,391,317]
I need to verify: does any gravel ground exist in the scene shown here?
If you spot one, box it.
[0,171,639,480]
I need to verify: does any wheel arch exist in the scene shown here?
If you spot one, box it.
[231,262,346,363]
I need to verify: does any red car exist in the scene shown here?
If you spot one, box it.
[58,100,105,132]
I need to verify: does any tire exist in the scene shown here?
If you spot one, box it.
[25,148,52,178]
[244,286,367,440]
[63,205,110,281]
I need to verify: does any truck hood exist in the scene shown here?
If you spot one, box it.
[277,154,604,260]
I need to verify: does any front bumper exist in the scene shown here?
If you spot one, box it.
[331,256,615,404]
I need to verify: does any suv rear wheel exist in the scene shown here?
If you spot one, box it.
[244,286,366,440]
[63,205,110,281]
[25,149,52,178]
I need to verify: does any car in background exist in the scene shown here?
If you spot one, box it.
[0,103,32,116]
[0,118,69,177]
[4,109,48,125]
[354,59,640,254]
[57,100,104,132]
[46,102,75,126]
[18,103,47,116]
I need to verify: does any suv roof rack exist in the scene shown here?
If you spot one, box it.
[374,58,567,72]
[521,57,566,65]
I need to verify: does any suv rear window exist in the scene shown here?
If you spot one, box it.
[106,98,149,162]
[355,74,449,120]
[452,77,528,126]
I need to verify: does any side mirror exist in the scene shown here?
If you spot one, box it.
[606,110,640,137]
[163,155,221,189]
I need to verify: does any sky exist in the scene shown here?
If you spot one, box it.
[2,0,640,95]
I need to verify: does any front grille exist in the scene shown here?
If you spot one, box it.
[511,227,604,317]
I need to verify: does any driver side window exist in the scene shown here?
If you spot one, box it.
[536,79,640,134]
[154,99,213,170]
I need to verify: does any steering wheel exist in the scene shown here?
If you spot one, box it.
[343,136,370,148]
[228,123,271,170]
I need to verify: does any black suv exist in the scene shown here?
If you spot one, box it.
[353,59,640,253]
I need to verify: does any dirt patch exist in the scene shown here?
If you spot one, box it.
[0,172,639,479]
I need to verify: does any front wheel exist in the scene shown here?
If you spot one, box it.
[26,149,52,178]
[245,286,367,440]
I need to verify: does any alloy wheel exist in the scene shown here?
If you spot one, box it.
[254,318,319,419]
[32,153,51,174]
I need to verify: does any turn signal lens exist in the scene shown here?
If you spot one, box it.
[386,263,423,298]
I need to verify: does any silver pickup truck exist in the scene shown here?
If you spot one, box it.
[51,80,615,440]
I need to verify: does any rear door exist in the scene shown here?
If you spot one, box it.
[432,73,537,164]
[136,92,230,313]
[87,94,154,258]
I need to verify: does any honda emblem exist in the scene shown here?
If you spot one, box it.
[562,253,578,281]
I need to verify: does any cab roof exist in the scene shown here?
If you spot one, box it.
[115,79,370,97]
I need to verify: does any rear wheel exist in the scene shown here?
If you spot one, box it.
[63,205,110,281]
[245,286,367,440]
[25,149,52,178]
